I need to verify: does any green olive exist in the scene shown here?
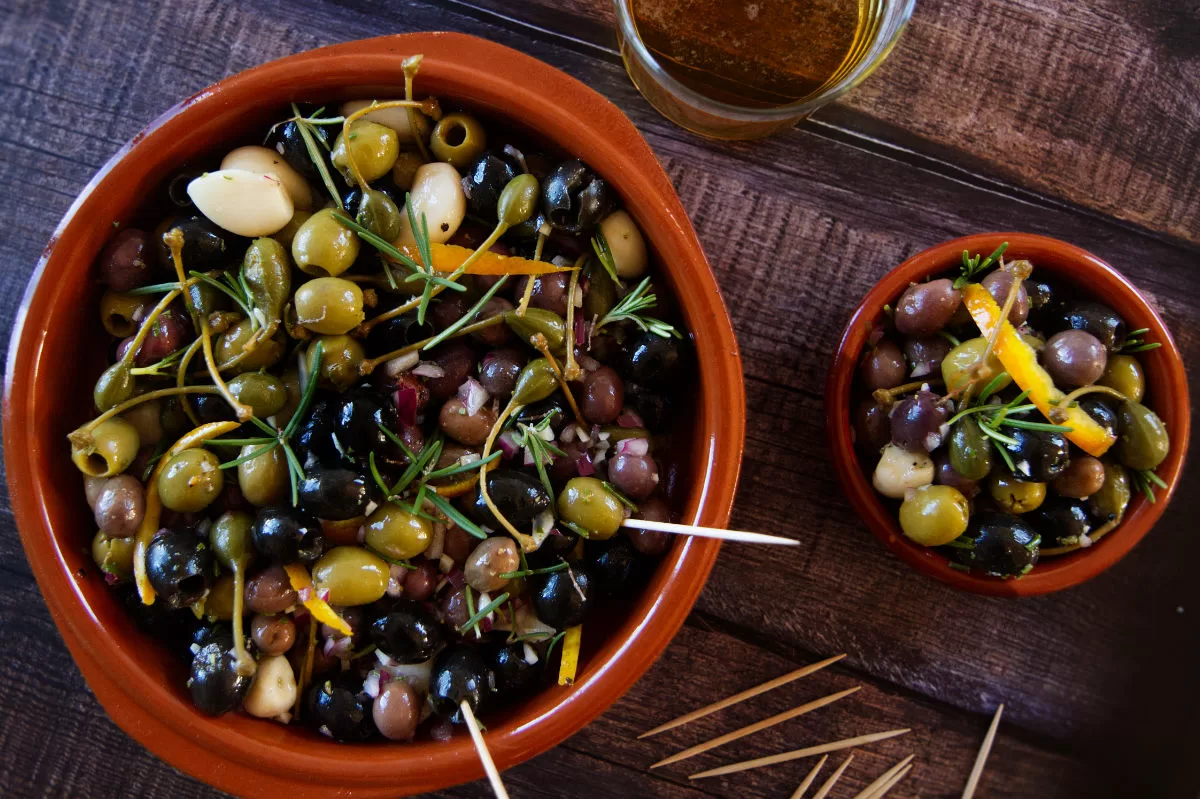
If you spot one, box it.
[429,112,487,170]
[504,308,566,353]
[227,373,288,418]
[306,335,365,392]
[92,531,136,579]
[988,473,1047,514]
[93,361,135,412]
[243,237,293,326]
[292,208,360,278]
[949,417,992,481]
[1099,354,1145,403]
[364,502,433,560]
[205,573,238,621]
[898,485,969,546]
[1115,400,1169,470]
[99,290,144,337]
[186,279,228,317]
[557,477,623,540]
[216,318,286,374]
[942,338,1010,394]
[391,151,425,191]
[1089,461,1131,521]
[121,401,164,448]
[272,209,312,249]
[311,546,390,606]
[601,425,651,445]
[211,510,254,569]
[237,444,288,507]
[512,358,558,405]
[497,174,540,228]
[294,277,365,335]
[584,260,616,320]
[354,188,403,241]
[73,417,139,477]
[157,448,224,512]
[332,120,400,184]
[275,368,302,424]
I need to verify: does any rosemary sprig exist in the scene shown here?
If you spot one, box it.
[1119,328,1162,354]
[954,242,1009,289]
[596,277,680,339]
[188,270,255,322]
[130,344,188,377]
[602,480,638,511]
[1131,468,1168,503]
[126,281,183,296]
[460,592,511,636]
[516,416,564,498]
[423,275,509,351]
[425,490,488,539]
[591,231,623,289]
[500,560,568,580]
[424,450,501,481]
[290,102,344,209]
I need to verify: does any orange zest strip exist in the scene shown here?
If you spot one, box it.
[135,421,242,604]
[284,563,352,636]
[402,242,574,276]
[962,284,1116,457]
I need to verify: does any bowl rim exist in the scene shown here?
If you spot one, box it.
[825,232,1190,597]
[2,32,746,796]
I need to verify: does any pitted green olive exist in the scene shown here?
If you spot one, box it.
[332,121,400,184]
[92,531,136,579]
[429,112,487,170]
[294,277,365,335]
[292,208,360,277]
[72,417,140,477]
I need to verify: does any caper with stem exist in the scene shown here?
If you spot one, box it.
[211,510,257,676]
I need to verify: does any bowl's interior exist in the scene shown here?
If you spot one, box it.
[827,233,1189,597]
[5,34,744,796]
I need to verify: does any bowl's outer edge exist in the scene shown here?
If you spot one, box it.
[3,32,746,797]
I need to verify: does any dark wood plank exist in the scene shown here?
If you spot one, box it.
[444,0,1200,246]
[0,0,1196,797]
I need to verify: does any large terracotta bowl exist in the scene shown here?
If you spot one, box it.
[2,33,745,797]
[826,233,1189,597]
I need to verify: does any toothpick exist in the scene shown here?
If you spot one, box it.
[790,755,829,799]
[962,703,1004,799]
[852,754,914,799]
[652,687,860,768]
[622,518,799,546]
[689,728,911,780]
[873,764,913,798]
[638,654,845,739]
[811,754,855,799]
[460,699,510,799]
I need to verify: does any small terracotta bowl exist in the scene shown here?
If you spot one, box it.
[826,233,1189,597]
[2,34,745,797]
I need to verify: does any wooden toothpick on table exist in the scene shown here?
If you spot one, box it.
[638,653,846,738]
[872,764,913,798]
[811,754,855,799]
[460,699,510,799]
[689,728,911,780]
[852,754,914,799]
[622,518,799,546]
[962,703,1004,799]
[652,687,860,768]
[790,755,829,799]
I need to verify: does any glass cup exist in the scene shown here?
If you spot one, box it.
[614,0,916,140]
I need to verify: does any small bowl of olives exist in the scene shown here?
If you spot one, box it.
[827,232,1189,596]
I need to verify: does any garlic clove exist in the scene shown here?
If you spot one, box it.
[187,169,294,237]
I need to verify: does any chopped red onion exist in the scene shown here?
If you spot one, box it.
[615,437,649,456]
[394,386,419,427]
[447,568,467,589]
[103,572,119,586]
[324,635,353,659]
[383,351,419,378]
[412,361,445,378]
[574,315,588,346]
[616,409,644,428]
[457,377,489,417]
[576,451,595,476]
[497,431,520,460]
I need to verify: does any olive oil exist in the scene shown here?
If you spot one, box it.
[630,0,869,108]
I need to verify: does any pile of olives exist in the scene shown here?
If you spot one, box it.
[855,252,1171,577]
[74,76,689,744]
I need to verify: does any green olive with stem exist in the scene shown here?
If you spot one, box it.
[503,308,566,353]
[211,510,257,676]
[94,361,136,412]
[512,358,558,406]
[445,175,541,278]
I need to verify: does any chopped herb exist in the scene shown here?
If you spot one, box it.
[290,102,344,209]
[602,481,638,511]
[516,417,564,498]
[425,490,488,539]
[500,560,568,580]
[559,519,591,539]
[460,592,511,636]
[422,275,509,351]
[590,231,622,289]
[595,277,680,339]
[1119,328,1162,353]
[954,242,1008,289]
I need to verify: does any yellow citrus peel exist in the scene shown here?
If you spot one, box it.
[403,242,573,276]
[283,563,352,637]
[962,283,1116,457]
[135,421,241,605]
[558,625,582,686]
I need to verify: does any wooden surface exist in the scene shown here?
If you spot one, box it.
[0,0,1197,797]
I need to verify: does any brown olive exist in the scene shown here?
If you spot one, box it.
[860,339,906,391]
[580,366,624,424]
[981,270,1030,326]
[607,453,659,501]
[627,496,671,555]
[251,613,296,655]
[438,396,497,447]
[244,565,299,615]
[403,560,439,601]
[98,228,156,291]
[894,279,961,337]
[1043,330,1107,388]
[426,342,477,400]
[478,348,525,401]
[1051,455,1106,499]
[373,679,420,741]
[464,537,521,592]
[513,273,571,316]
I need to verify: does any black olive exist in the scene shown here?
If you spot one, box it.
[153,215,243,272]
[299,468,371,520]
[466,470,552,530]
[624,386,673,432]
[329,386,405,469]
[950,511,1040,577]
[514,393,566,430]
[305,676,377,741]
[188,640,252,716]
[526,528,579,569]
[1050,301,1127,352]
[252,506,325,564]
[583,537,646,599]
[506,210,549,241]
[166,169,204,209]
[615,331,685,391]
[1022,276,1061,331]
[1001,428,1070,482]
[429,644,496,723]
[1078,396,1118,439]
[480,631,543,701]
[264,109,339,187]
[532,564,592,629]
[191,622,236,652]
[1024,497,1093,547]
[542,159,615,234]
[342,177,405,215]
[146,528,214,609]
[365,313,433,358]
[116,585,204,659]
[294,397,337,466]
[462,150,522,220]
[190,393,237,425]
[368,600,443,664]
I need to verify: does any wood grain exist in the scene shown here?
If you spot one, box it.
[0,0,1196,797]
[446,0,1200,246]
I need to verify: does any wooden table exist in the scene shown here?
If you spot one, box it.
[1,0,1196,796]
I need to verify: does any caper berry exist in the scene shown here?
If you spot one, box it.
[1115,400,1169,470]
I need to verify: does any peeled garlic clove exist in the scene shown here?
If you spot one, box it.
[395,162,465,246]
[187,169,294,237]
[243,654,297,719]
[340,99,424,141]
[598,210,648,279]
[220,145,313,210]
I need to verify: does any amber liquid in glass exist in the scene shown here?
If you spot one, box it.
[631,0,869,108]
